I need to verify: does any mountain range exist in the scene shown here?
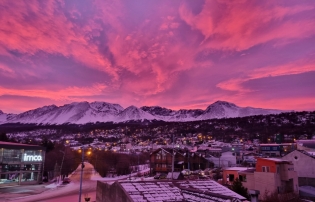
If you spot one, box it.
[0,101,284,125]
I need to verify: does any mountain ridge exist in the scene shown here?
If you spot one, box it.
[0,101,284,125]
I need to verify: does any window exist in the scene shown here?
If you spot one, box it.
[156,154,161,160]
[262,166,270,172]
[239,175,246,182]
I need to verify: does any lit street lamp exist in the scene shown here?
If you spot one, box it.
[78,147,85,202]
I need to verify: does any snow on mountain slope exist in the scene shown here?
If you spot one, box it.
[140,106,203,121]
[90,101,123,113]
[6,105,58,123]
[0,100,284,125]
[0,110,7,123]
[166,109,203,121]
[4,102,124,124]
[198,101,282,120]
[115,106,156,122]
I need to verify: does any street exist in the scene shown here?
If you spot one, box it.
[0,162,97,202]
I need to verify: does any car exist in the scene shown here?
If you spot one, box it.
[181,169,191,176]
[192,169,204,176]
[159,174,167,179]
[154,174,167,179]
[62,177,71,184]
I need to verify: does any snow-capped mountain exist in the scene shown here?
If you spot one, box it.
[4,102,124,124]
[140,106,203,121]
[116,106,156,122]
[198,101,283,120]
[0,100,284,125]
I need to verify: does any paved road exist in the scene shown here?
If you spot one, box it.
[2,162,97,202]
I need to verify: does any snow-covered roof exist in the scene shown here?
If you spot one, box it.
[224,167,254,171]
[260,158,290,163]
[118,180,246,201]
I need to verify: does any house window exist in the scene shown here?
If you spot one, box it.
[162,153,166,160]
[262,166,270,172]
[239,175,247,182]
[156,154,161,160]
[162,164,167,168]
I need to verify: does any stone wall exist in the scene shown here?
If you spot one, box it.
[96,181,133,202]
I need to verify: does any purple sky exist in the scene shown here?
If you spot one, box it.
[0,0,314,113]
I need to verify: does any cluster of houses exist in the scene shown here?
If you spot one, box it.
[152,139,315,199]
[96,138,315,201]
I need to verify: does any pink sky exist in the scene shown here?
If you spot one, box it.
[0,0,314,113]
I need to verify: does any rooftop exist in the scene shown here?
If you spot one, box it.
[258,158,291,163]
[0,141,45,150]
[224,167,254,171]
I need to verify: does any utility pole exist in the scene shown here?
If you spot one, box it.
[172,134,174,180]
[59,150,65,182]
[137,153,140,172]
[78,147,84,202]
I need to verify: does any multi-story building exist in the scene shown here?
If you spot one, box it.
[223,158,299,199]
[0,141,45,187]
[282,150,315,185]
[259,143,296,157]
[241,158,298,198]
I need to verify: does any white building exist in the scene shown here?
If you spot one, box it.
[282,150,315,179]
[207,151,236,168]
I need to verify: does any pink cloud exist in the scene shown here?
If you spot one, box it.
[0,0,314,113]
[0,83,107,101]
[217,57,315,93]
[0,0,118,78]
[179,0,315,51]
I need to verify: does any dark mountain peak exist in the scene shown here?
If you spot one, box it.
[212,100,237,107]
[141,106,174,116]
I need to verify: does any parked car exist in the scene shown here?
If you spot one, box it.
[192,169,204,176]
[181,169,191,176]
[62,177,71,184]
[154,174,167,179]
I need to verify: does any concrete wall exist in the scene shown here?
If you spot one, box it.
[254,172,278,197]
[242,173,255,190]
[96,181,133,202]
[282,150,315,178]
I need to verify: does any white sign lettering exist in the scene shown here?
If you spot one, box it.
[23,154,42,161]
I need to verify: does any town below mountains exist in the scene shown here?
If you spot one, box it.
[0,109,314,147]
[0,100,283,124]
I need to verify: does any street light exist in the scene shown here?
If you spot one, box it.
[78,147,85,202]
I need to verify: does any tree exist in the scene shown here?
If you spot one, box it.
[0,132,9,141]
[41,138,55,153]
[230,178,249,199]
